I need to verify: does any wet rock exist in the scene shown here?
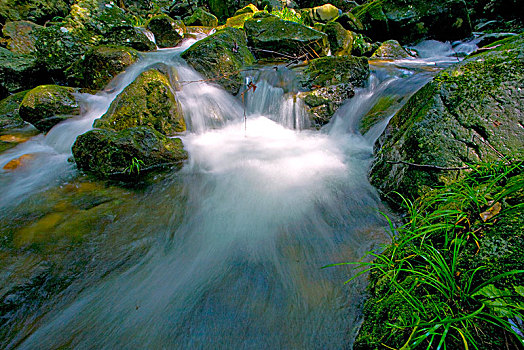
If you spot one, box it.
[351,0,472,44]
[370,34,524,201]
[67,45,140,90]
[146,15,185,48]
[371,40,412,59]
[181,27,255,95]
[300,83,355,128]
[2,21,42,55]
[184,8,218,27]
[94,69,185,135]
[244,13,328,60]
[19,85,80,132]
[72,126,188,180]
[301,55,369,89]
[234,4,258,16]
[3,153,34,171]
[101,25,156,52]
[0,48,44,99]
[324,21,353,56]
[0,90,29,131]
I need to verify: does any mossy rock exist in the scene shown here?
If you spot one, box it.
[370,34,524,202]
[72,126,188,180]
[225,12,255,28]
[146,14,184,48]
[67,45,140,90]
[19,85,80,132]
[301,55,370,89]
[94,69,185,136]
[101,25,156,52]
[324,21,353,56]
[351,0,472,44]
[0,48,43,99]
[234,4,258,16]
[371,40,412,59]
[0,0,71,25]
[184,8,218,27]
[2,21,42,55]
[307,3,340,23]
[0,90,29,131]
[181,27,255,95]
[34,24,92,75]
[244,14,329,60]
[335,12,363,32]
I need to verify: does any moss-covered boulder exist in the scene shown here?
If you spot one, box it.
[324,21,353,56]
[67,45,139,91]
[351,0,472,44]
[234,4,258,16]
[0,0,71,25]
[244,13,329,60]
[18,85,80,132]
[369,34,524,201]
[225,12,254,28]
[299,55,369,127]
[0,48,43,99]
[0,91,29,131]
[181,27,255,95]
[184,8,218,27]
[94,69,185,135]
[2,21,42,55]
[371,39,412,59]
[146,15,184,48]
[34,25,92,75]
[301,55,369,89]
[101,25,156,52]
[72,126,188,180]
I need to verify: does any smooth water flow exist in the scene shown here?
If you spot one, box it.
[1,38,475,348]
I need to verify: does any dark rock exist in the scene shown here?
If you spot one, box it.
[351,0,472,44]
[19,85,80,132]
[301,55,370,89]
[0,90,29,131]
[146,15,184,48]
[335,11,364,32]
[477,32,518,49]
[371,40,412,59]
[181,27,255,95]
[2,21,42,55]
[102,25,156,52]
[0,48,43,99]
[184,8,218,27]
[94,69,185,136]
[324,21,353,56]
[72,126,188,180]
[244,13,328,60]
[66,45,140,91]
[369,34,524,201]
[300,83,355,128]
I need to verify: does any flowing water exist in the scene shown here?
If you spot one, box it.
[0,38,478,349]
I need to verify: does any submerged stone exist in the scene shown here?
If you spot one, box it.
[67,45,140,91]
[72,127,188,180]
[94,69,185,135]
[244,13,329,60]
[19,85,80,132]
[181,27,255,95]
[370,34,524,201]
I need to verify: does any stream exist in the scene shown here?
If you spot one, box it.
[0,38,477,349]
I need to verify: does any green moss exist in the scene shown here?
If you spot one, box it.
[302,55,370,88]
[324,21,353,56]
[184,8,218,27]
[0,90,29,130]
[225,12,254,28]
[94,69,185,135]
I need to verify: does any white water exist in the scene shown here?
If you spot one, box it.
[2,39,471,348]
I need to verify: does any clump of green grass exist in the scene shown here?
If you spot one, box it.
[330,161,524,349]
[268,6,304,25]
